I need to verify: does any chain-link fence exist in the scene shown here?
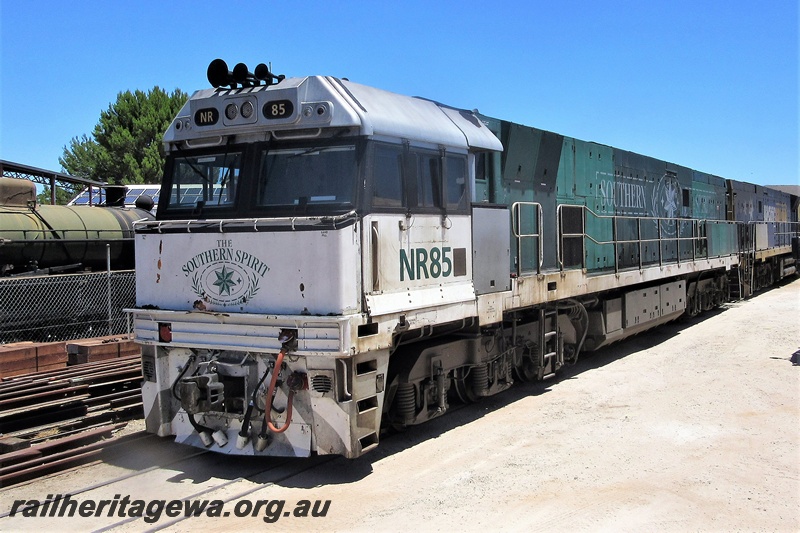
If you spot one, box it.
[0,270,135,343]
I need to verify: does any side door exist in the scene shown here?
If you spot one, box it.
[362,142,475,318]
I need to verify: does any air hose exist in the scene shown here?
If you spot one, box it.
[263,350,295,434]
[237,366,271,447]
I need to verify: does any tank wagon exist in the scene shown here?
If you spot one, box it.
[129,60,800,458]
[0,178,153,275]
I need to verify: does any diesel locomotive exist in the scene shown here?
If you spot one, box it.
[129,59,800,457]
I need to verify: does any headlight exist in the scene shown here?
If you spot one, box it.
[225,103,238,120]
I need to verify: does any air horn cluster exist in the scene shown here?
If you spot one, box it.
[207,59,285,89]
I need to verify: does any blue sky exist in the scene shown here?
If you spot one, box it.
[1,1,797,185]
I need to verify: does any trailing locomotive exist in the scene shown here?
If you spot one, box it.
[0,178,154,276]
[129,59,800,458]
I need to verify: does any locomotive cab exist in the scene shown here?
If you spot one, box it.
[131,61,503,457]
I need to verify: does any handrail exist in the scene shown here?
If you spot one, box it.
[511,202,543,275]
[749,220,800,251]
[509,202,796,277]
[556,204,585,271]
[134,210,359,233]
[556,204,742,274]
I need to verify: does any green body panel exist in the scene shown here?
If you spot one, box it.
[574,141,613,200]
[556,137,575,200]
[690,179,726,221]
[573,141,615,273]
[584,196,616,272]
[474,112,734,278]
[707,221,738,258]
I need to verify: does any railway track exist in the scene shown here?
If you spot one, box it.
[0,430,340,531]
[0,355,144,487]
[0,370,490,531]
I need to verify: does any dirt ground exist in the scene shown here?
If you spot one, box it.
[237,277,800,532]
[3,278,798,532]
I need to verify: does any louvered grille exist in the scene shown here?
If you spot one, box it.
[311,374,333,393]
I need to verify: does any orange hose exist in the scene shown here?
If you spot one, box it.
[264,350,294,434]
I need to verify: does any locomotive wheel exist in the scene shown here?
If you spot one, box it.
[686,283,699,317]
[513,358,540,383]
[453,375,478,403]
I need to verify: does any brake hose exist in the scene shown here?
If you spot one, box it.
[263,350,295,434]
[239,366,270,440]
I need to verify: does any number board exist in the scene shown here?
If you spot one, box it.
[194,108,219,126]
[262,100,294,120]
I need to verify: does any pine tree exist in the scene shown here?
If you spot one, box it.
[60,87,188,184]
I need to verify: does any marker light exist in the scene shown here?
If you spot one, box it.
[225,103,238,120]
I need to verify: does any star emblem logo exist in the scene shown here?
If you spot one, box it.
[213,265,238,295]
[662,181,679,219]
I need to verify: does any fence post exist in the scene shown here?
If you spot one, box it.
[107,244,113,335]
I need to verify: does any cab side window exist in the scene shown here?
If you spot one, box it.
[369,142,469,213]
[372,144,404,208]
[415,150,441,208]
[445,155,467,210]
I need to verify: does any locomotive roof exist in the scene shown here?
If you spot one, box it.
[164,76,502,152]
